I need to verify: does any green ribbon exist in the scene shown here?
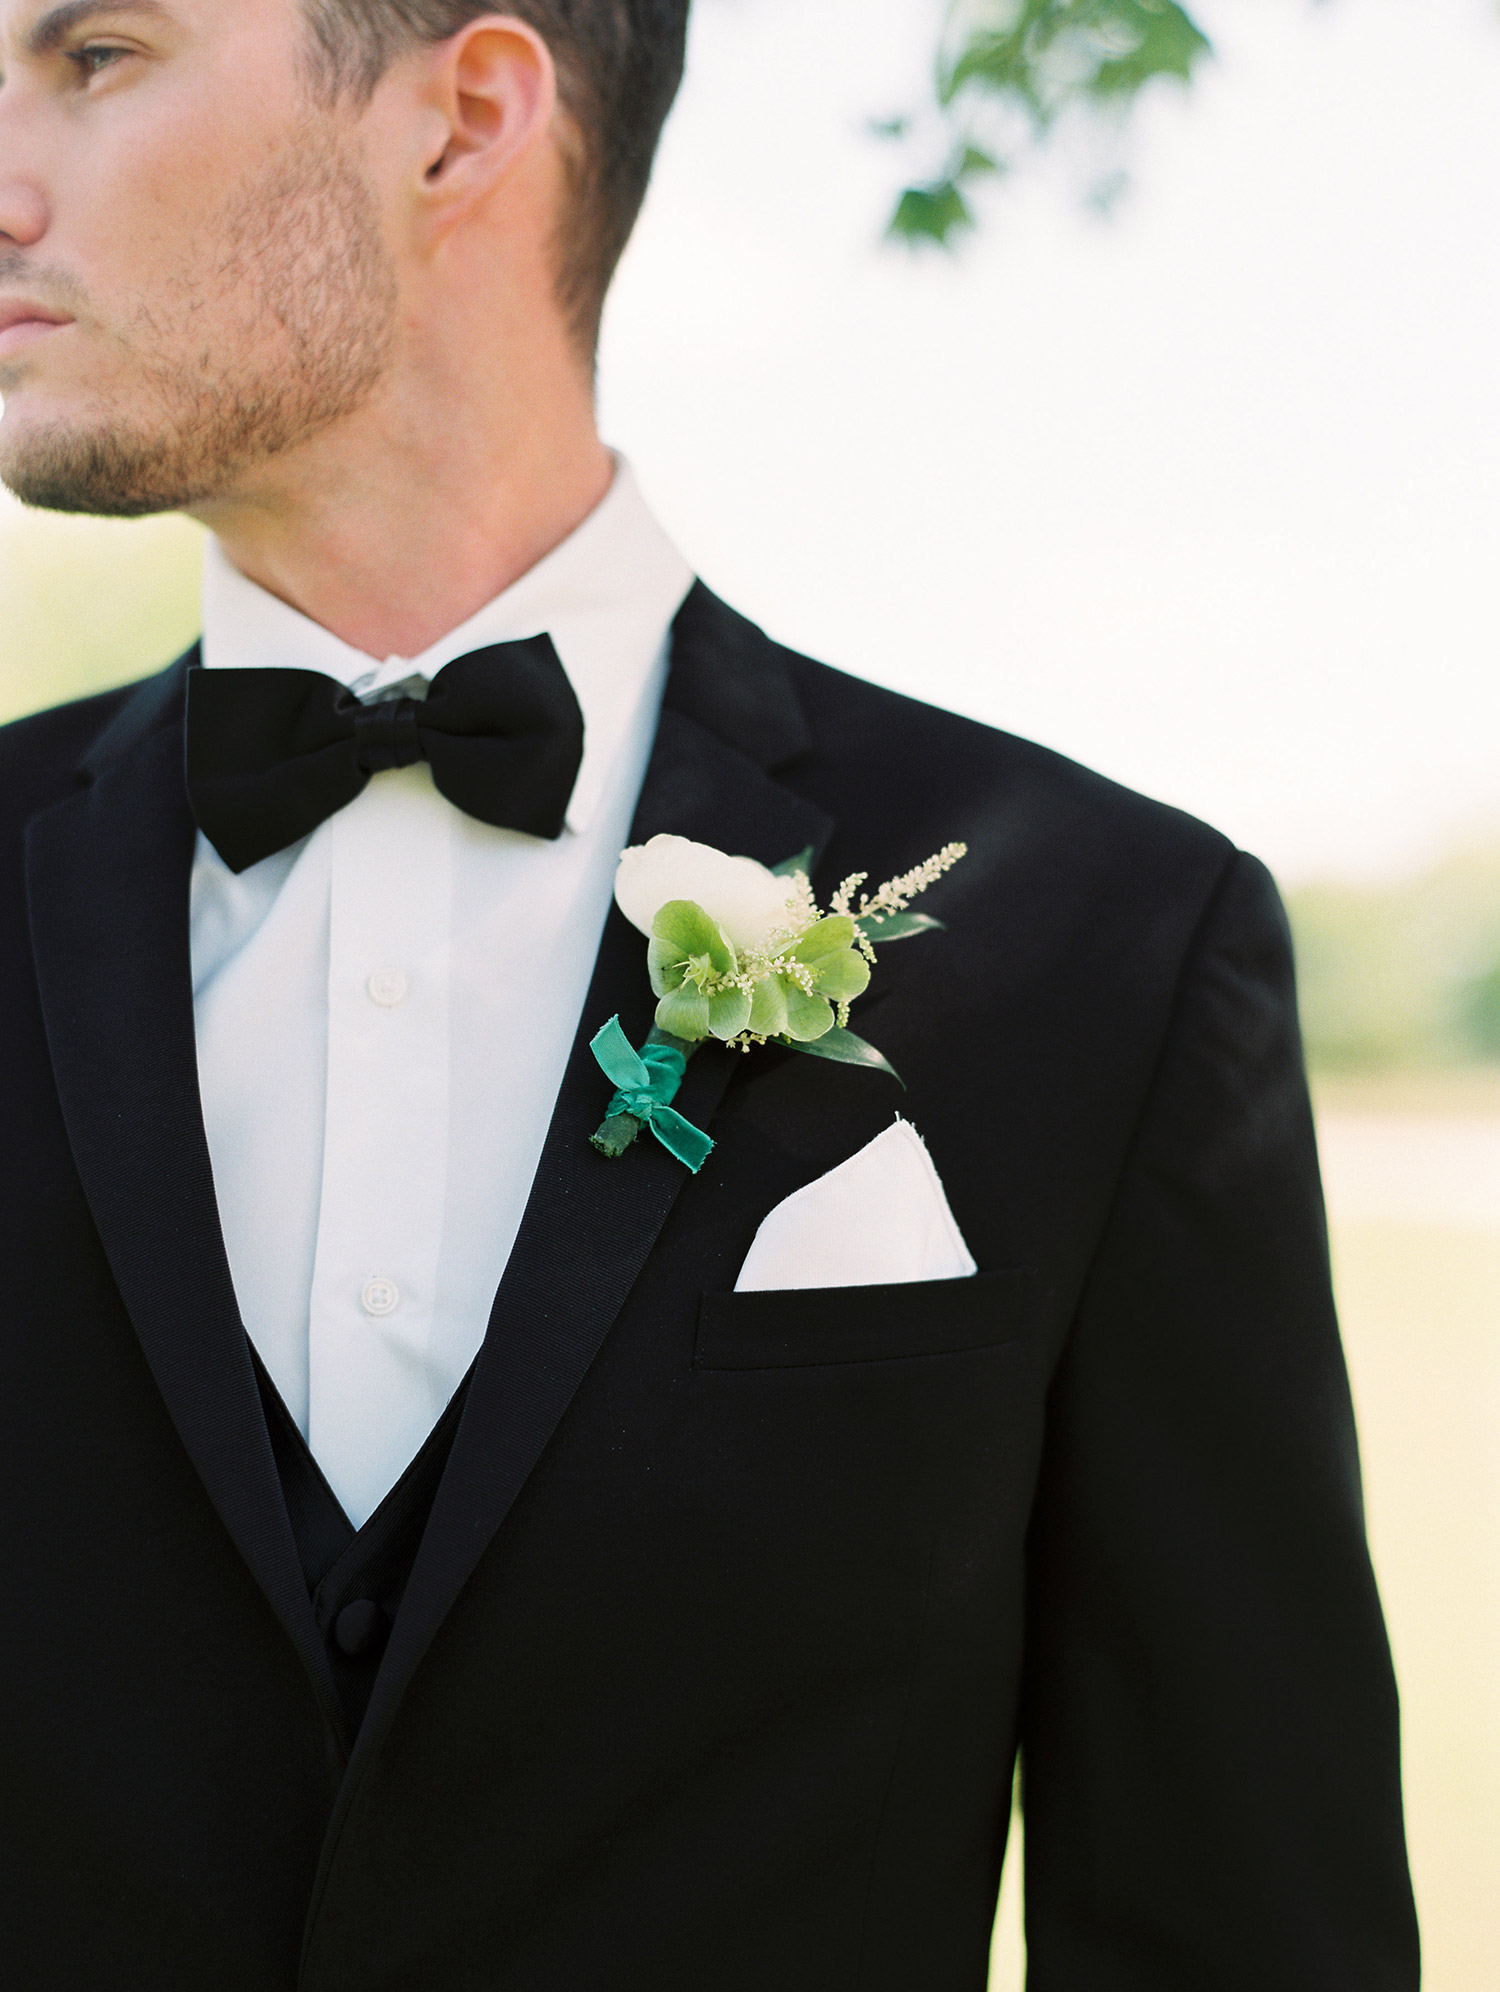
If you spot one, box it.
[589,1016,715,1174]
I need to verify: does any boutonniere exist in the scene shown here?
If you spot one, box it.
[589,834,966,1171]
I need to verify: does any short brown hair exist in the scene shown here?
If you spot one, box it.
[300,1,690,354]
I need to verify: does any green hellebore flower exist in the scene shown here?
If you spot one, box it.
[772,914,872,1042]
[648,899,753,1042]
[647,903,871,1047]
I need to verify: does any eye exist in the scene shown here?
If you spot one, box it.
[70,44,132,79]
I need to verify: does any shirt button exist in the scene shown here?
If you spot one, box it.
[367,967,408,1008]
[360,1276,400,1317]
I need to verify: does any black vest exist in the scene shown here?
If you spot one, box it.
[252,1348,469,1734]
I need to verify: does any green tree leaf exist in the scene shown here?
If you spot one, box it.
[888,177,974,249]
[880,0,1213,245]
[772,846,816,879]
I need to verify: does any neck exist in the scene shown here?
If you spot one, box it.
[190,363,614,662]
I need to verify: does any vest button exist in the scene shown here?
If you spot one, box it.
[334,1598,387,1659]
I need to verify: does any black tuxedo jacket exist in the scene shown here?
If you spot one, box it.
[2,585,1417,1989]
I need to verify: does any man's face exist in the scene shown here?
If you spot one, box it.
[0,0,399,515]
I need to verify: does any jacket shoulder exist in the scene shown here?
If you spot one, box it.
[781,642,1238,895]
[0,666,184,832]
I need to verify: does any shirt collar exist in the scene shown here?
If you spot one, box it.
[199,456,694,835]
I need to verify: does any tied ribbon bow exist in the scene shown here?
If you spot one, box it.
[589,1017,714,1174]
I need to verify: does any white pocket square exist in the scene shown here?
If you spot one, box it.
[733,1119,978,1293]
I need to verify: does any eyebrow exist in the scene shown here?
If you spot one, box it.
[25,0,170,58]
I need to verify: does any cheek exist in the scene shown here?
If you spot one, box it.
[53,68,306,318]
[48,130,227,317]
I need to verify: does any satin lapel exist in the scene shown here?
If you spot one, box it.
[346,623,833,1782]
[24,674,340,1729]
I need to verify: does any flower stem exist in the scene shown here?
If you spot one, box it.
[590,1111,644,1159]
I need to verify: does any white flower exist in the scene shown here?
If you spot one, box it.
[614,834,797,955]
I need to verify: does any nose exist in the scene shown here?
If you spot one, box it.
[0,180,46,247]
[0,71,49,249]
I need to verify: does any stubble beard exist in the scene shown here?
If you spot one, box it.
[0,122,399,518]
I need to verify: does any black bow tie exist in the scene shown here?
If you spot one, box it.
[184,636,585,874]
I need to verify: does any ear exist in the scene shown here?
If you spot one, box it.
[417,16,558,221]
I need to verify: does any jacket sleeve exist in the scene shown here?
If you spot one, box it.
[1019,849,1420,1990]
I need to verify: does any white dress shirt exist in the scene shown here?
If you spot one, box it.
[190,462,693,1527]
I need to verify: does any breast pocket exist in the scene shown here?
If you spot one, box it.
[694,1266,1038,1371]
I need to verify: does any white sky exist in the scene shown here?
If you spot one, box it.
[598,0,1500,883]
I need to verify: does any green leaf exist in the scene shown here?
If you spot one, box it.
[956,144,1002,180]
[810,949,871,1002]
[782,983,835,1042]
[1090,2,1211,96]
[655,982,710,1041]
[857,911,946,943]
[790,914,857,964]
[888,179,973,249]
[707,985,753,1042]
[945,14,1049,114]
[787,1027,905,1089]
[651,899,737,976]
[773,846,816,878]
[898,0,1211,252]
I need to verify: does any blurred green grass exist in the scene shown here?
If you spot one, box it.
[0,499,204,724]
[1331,1215,1500,1991]
[990,1200,1500,1991]
[1295,859,1500,1075]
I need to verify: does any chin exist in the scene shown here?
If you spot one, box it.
[0,407,189,518]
